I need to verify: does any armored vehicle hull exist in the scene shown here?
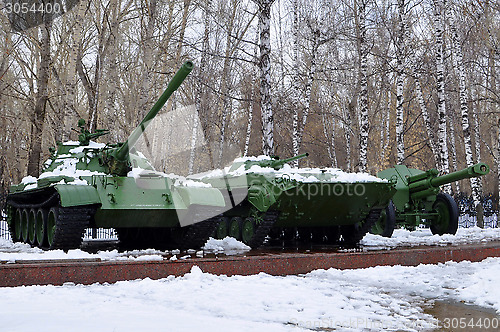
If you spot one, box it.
[191,155,396,247]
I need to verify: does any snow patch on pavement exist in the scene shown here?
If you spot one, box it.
[361,227,500,249]
[203,237,251,254]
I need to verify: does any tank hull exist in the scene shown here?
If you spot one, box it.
[195,170,396,247]
[5,174,225,250]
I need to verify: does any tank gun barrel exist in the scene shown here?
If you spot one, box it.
[115,60,193,161]
[408,163,489,199]
[105,61,193,175]
[248,153,309,170]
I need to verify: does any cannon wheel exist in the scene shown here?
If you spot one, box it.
[370,201,396,238]
[430,193,459,235]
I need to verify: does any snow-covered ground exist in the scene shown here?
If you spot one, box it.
[1,229,500,331]
[361,226,500,249]
[1,227,500,263]
[0,236,252,263]
[1,259,500,331]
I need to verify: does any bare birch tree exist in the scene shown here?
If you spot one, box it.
[356,0,369,172]
[434,0,451,193]
[253,0,276,156]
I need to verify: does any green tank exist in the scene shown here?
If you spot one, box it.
[372,163,490,237]
[4,61,225,250]
[190,154,396,247]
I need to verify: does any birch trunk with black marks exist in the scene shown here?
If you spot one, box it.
[434,0,450,193]
[395,0,406,164]
[448,10,481,210]
[357,0,369,172]
[343,106,352,171]
[471,86,484,194]
[255,0,275,156]
[291,0,300,164]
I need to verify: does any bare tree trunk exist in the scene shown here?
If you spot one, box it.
[291,0,300,164]
[357,0,369,172]
[218,0,237,166]
[395,0,406,164]
[63,0,87,141]
[27,21,51,177]
[415,78,438,160]
[343,106,352,171]
[244,31,260,157]
[448,115,460,193]
[190,0,212,174]
[137,0,158,123]
[104,0,120,140]
[322,112,337,168]
[448,10,482,211]
[434,0,450,192]
[255,0,275,156]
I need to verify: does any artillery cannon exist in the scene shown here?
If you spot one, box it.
[373,163,490,237]
[5,61,226,251]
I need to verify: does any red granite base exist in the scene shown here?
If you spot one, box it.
[1,243,500,287]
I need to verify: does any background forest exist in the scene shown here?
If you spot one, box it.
[0,0,498,206]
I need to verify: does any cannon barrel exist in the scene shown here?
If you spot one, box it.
[408,163,489,199]
[115,61,193,161]
[249,153,309,170]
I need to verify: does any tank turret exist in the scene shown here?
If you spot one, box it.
[228,153,309,172]
[245,153,309,170]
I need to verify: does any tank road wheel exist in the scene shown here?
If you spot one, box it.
[21,209,29,243]
[241,217,256,245]
[13,209,23,242]
[28,209,37,245]
[229,217,242,240]
[370,201,396,238]
[215,217,230,239]
[46,207,58,247]
[340,208,382,247]
[430,193,459,235]
[35,208,49,247]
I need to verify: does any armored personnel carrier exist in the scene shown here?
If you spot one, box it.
[4,61,225,250]
[190,154,396,247]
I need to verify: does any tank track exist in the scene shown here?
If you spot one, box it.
[6,191,97,250]
[177,216,220,249]
[50,206,95,250]
[340,208,382,247]
[248,210,279,248]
